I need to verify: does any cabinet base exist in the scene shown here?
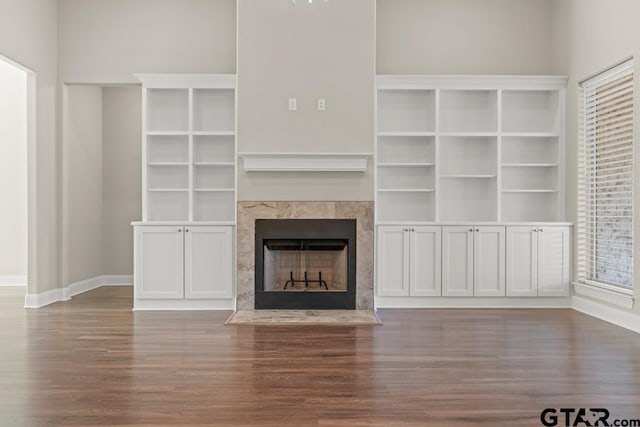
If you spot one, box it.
[375,296,571,309]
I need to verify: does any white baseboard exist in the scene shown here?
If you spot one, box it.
[24,275,133,308]
[572,295,640,334]
[133,298,235,311]
[0,275,27,286]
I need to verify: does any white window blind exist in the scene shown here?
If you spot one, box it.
[578,59,634,288]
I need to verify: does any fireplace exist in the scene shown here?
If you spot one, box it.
[255,219,356,309]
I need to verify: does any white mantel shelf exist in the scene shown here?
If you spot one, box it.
[238,152,372,172]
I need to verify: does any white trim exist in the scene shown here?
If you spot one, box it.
[375,296,572,309]
[376,75,568,90]
[23,275,133,308]
[572,295,640,334]
[133,298,234,311]
[134,74,236,89]
[573,281,634,309]
[0,276,27,286]
[238,152,371,172]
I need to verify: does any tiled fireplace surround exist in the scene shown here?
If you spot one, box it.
[237,202,374,310]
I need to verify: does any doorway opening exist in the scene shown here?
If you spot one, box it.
[0,55,30,302]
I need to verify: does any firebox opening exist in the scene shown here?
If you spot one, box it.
[263,239,348,293]
[255,218,357,309]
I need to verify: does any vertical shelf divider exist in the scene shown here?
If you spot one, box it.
[188,88,194,223]
[496,89,503,222]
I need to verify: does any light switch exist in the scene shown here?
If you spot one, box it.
[317,98,326,111]
[288,98,297,111]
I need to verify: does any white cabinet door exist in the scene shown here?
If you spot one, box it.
[506,227,538,297]
[410,226,442,296]
[537,226,570,297]
[377,226,410,296]
[442,227,474,297]
[135,226,184,299]
[185,226,233,299]
[473,227,505,296]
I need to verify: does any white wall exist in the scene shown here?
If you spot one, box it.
[237,0,375,201]
[102,87,142,275]
[552,0,640,315]
[0,59,27,280]
[377,0,555,75]
[58,0,237,83]
[64,86,103,284]
[0,0,59,294]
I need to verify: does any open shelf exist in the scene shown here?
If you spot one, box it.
[377,90,436,133]
[502,90,560,133]
[377,191,435,222]
[147,164,189,190]
[377,135,434,164]
[146,89,189,132]
[193,135,235,163]
[439,90,497,133]
[502,136,559,164]
[193,89,235,132]
[439,178,497,222]
[502,192,559,222]
[193,191,235,222]
[377,165,434,191]
[147,191,189,222]
[439,136,497,176]
[193,164,235,190]
[502,159,558,192]
[147,135,189,163]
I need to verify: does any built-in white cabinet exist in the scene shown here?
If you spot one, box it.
[506,226,570,297]
[375,76,566,224]
[135,225,233,301]
[133,74,237,310]
[138,74,237,223]
[376,226,441,297]
[442,226,505,297]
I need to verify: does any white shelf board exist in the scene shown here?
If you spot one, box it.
[440,174,497,179]
[502,163,559,167]
[239,152,371,172]
[193,162,235,166]
[146,131,189,136]
[377,163,435,167]
[502,189,559,193]
[192,131,235,136]
[148,162,189,166]
[377,189,435,193]
[193,188,235,192]
[132,221,236,226]
[148,188,189,192]
[502,132,559,138]
[376,75,568,90]
[377,131,436,137]
[439,132,498,137]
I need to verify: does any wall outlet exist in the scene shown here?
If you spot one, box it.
[288,98,297,111]
[317,98,326,111]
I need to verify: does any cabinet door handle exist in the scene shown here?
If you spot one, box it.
[539,228,544,232]
[469,228,473,232]
[178,228,182,232]
[475,228,479,232]
[410,228,415,232]
[532,228,538,232]
[403,228,409,232]
[185,228,189,233]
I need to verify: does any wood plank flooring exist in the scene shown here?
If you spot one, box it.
[1,286,639,426]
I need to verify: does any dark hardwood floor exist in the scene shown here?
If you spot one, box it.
[1,286,639,426]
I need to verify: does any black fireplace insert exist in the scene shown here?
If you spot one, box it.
[255,219,356,309]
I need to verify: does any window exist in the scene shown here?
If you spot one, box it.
[577,59,634,289]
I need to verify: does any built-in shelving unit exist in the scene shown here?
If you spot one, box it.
[375,76,566,224]
[137,74,237,223]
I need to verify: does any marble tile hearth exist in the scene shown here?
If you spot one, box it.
[237,201,374,310]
